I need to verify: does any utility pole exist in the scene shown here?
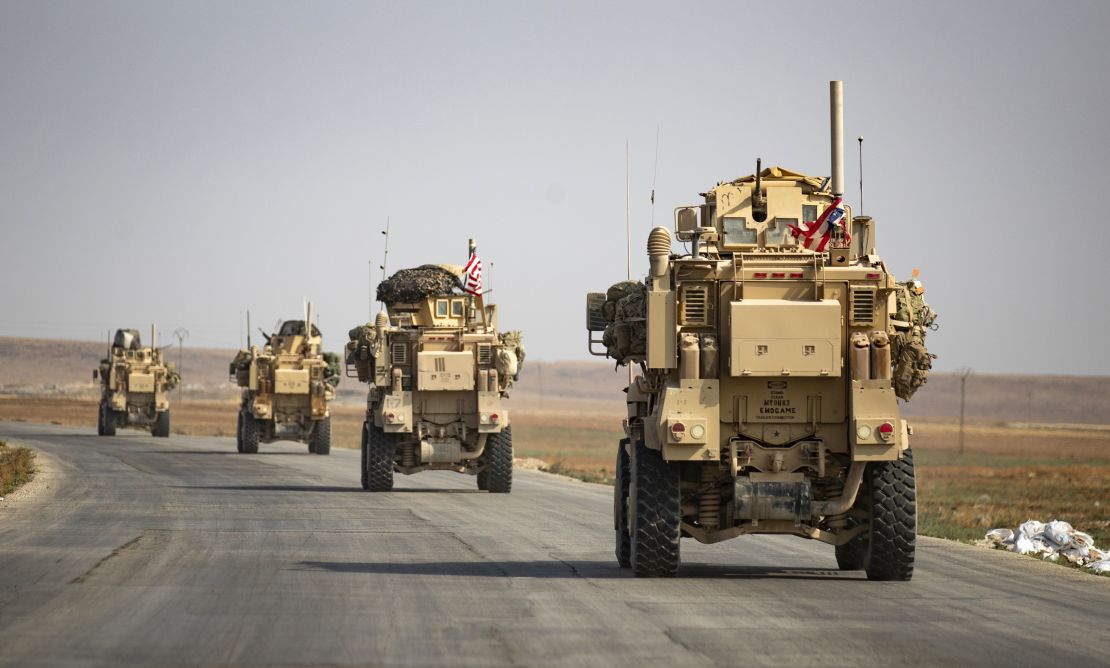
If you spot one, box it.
[956,367,973,455]
[172,328,189,405]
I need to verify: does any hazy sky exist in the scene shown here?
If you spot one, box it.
[2,1,1109,375]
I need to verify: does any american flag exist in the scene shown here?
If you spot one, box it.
[463,252,483,296]
[789,197,849,252]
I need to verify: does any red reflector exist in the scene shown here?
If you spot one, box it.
[490,413,499,423]
[753,272,767,279]
[789,272,803,279]
[878,422,895,434]
[386,412,395,420]
[771,272,785,279]
[671,422,686,433]
[866,273,882,279]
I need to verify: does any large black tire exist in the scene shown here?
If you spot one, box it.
[614,438,632,568]
[864,449,917,581]
[835,523,867,571]
[482,426,513,494]
[364,422,395,492]
[236,411,244,453]
[97,403,105,436]
[101,403,117,437]
[310,417,332,455]
[152,411,170,438]
[360,423,370,489]
[241,412,261,454]
[630,439,681,577]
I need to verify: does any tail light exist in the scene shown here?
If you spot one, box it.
[877,421,895,442]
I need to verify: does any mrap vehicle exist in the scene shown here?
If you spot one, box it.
[587,81,936,578]
[348,246,524,493]
[95,327,179,437]
[229,305,340,455]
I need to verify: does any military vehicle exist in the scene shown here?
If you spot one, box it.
[586,81,937,578]
[229,304,341,454]
[94,326,180,437]
[347,242,524,492]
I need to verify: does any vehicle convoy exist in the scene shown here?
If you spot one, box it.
[94,327,180,437]
[347,242,524,492]
[586,81,937,578]
[229,305,341,454]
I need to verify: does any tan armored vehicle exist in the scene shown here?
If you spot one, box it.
[587,81,937,578]
[348,245,523,492]
[94,327,180,437]
[229,305,340,455]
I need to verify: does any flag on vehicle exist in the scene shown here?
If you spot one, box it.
[788,197,849,251]
[463,252,483,295]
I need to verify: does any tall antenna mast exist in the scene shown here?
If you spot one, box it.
[378,217,391,310]
[650,125,660,227]
[857,135,865,215]
[625,140,631,280]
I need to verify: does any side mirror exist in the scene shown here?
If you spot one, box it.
[586,293,607,332]
[675,207,699,241]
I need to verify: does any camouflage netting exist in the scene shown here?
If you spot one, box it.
[164,364,181,391]
[346,324,378,382]
[376,265,464,305]
[322,351,341,388]
[601,280,647,363]
[891,280,938,401]
[497,330,525,382]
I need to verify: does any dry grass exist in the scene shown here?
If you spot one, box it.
[0,440,36,496]
[3,395,1108,548]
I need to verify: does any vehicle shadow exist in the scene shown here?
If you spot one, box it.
[172,485,481,494]
[141,451,304,456]
[294,560,859,581]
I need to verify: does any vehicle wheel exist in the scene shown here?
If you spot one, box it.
[152,411,170,438]
[364,422,395,492]
[310,417,331,455]
[102,404,117,437]
[483,426,513,494]
[630,439,681,577]
[614,438,632,568]
[835,522,867,571]
[97,402,105,436]
[864,449,917,581]
[236,411,244,453]
[360,422,370,490]
[241,412,261,454]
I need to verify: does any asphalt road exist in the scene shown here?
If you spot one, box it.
[1,421,1108,667]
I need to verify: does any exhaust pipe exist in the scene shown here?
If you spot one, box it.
[830,80,844,197]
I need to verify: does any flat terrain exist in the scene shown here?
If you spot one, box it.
[2,421,1108,667]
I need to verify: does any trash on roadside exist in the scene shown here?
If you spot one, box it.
[984,519,1109,573]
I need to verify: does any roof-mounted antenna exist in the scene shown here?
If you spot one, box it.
[650,126,660,228]
[625,140,631,280]
[377,217,391,311]
[857,135,865,216]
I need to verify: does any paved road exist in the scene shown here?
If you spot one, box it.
[1,421,1108,667]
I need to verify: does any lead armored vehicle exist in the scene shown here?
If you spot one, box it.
[95,327,180,437]
[587,82,937,578]
[348,243,524,492]
[229,305,340,454]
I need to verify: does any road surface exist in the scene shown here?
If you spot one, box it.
[1,421,1107,667]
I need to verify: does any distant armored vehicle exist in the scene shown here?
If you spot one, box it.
[587,81,936,578]
[229,305,340,454]
[348,243,524,492]
[95,327,179,437]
